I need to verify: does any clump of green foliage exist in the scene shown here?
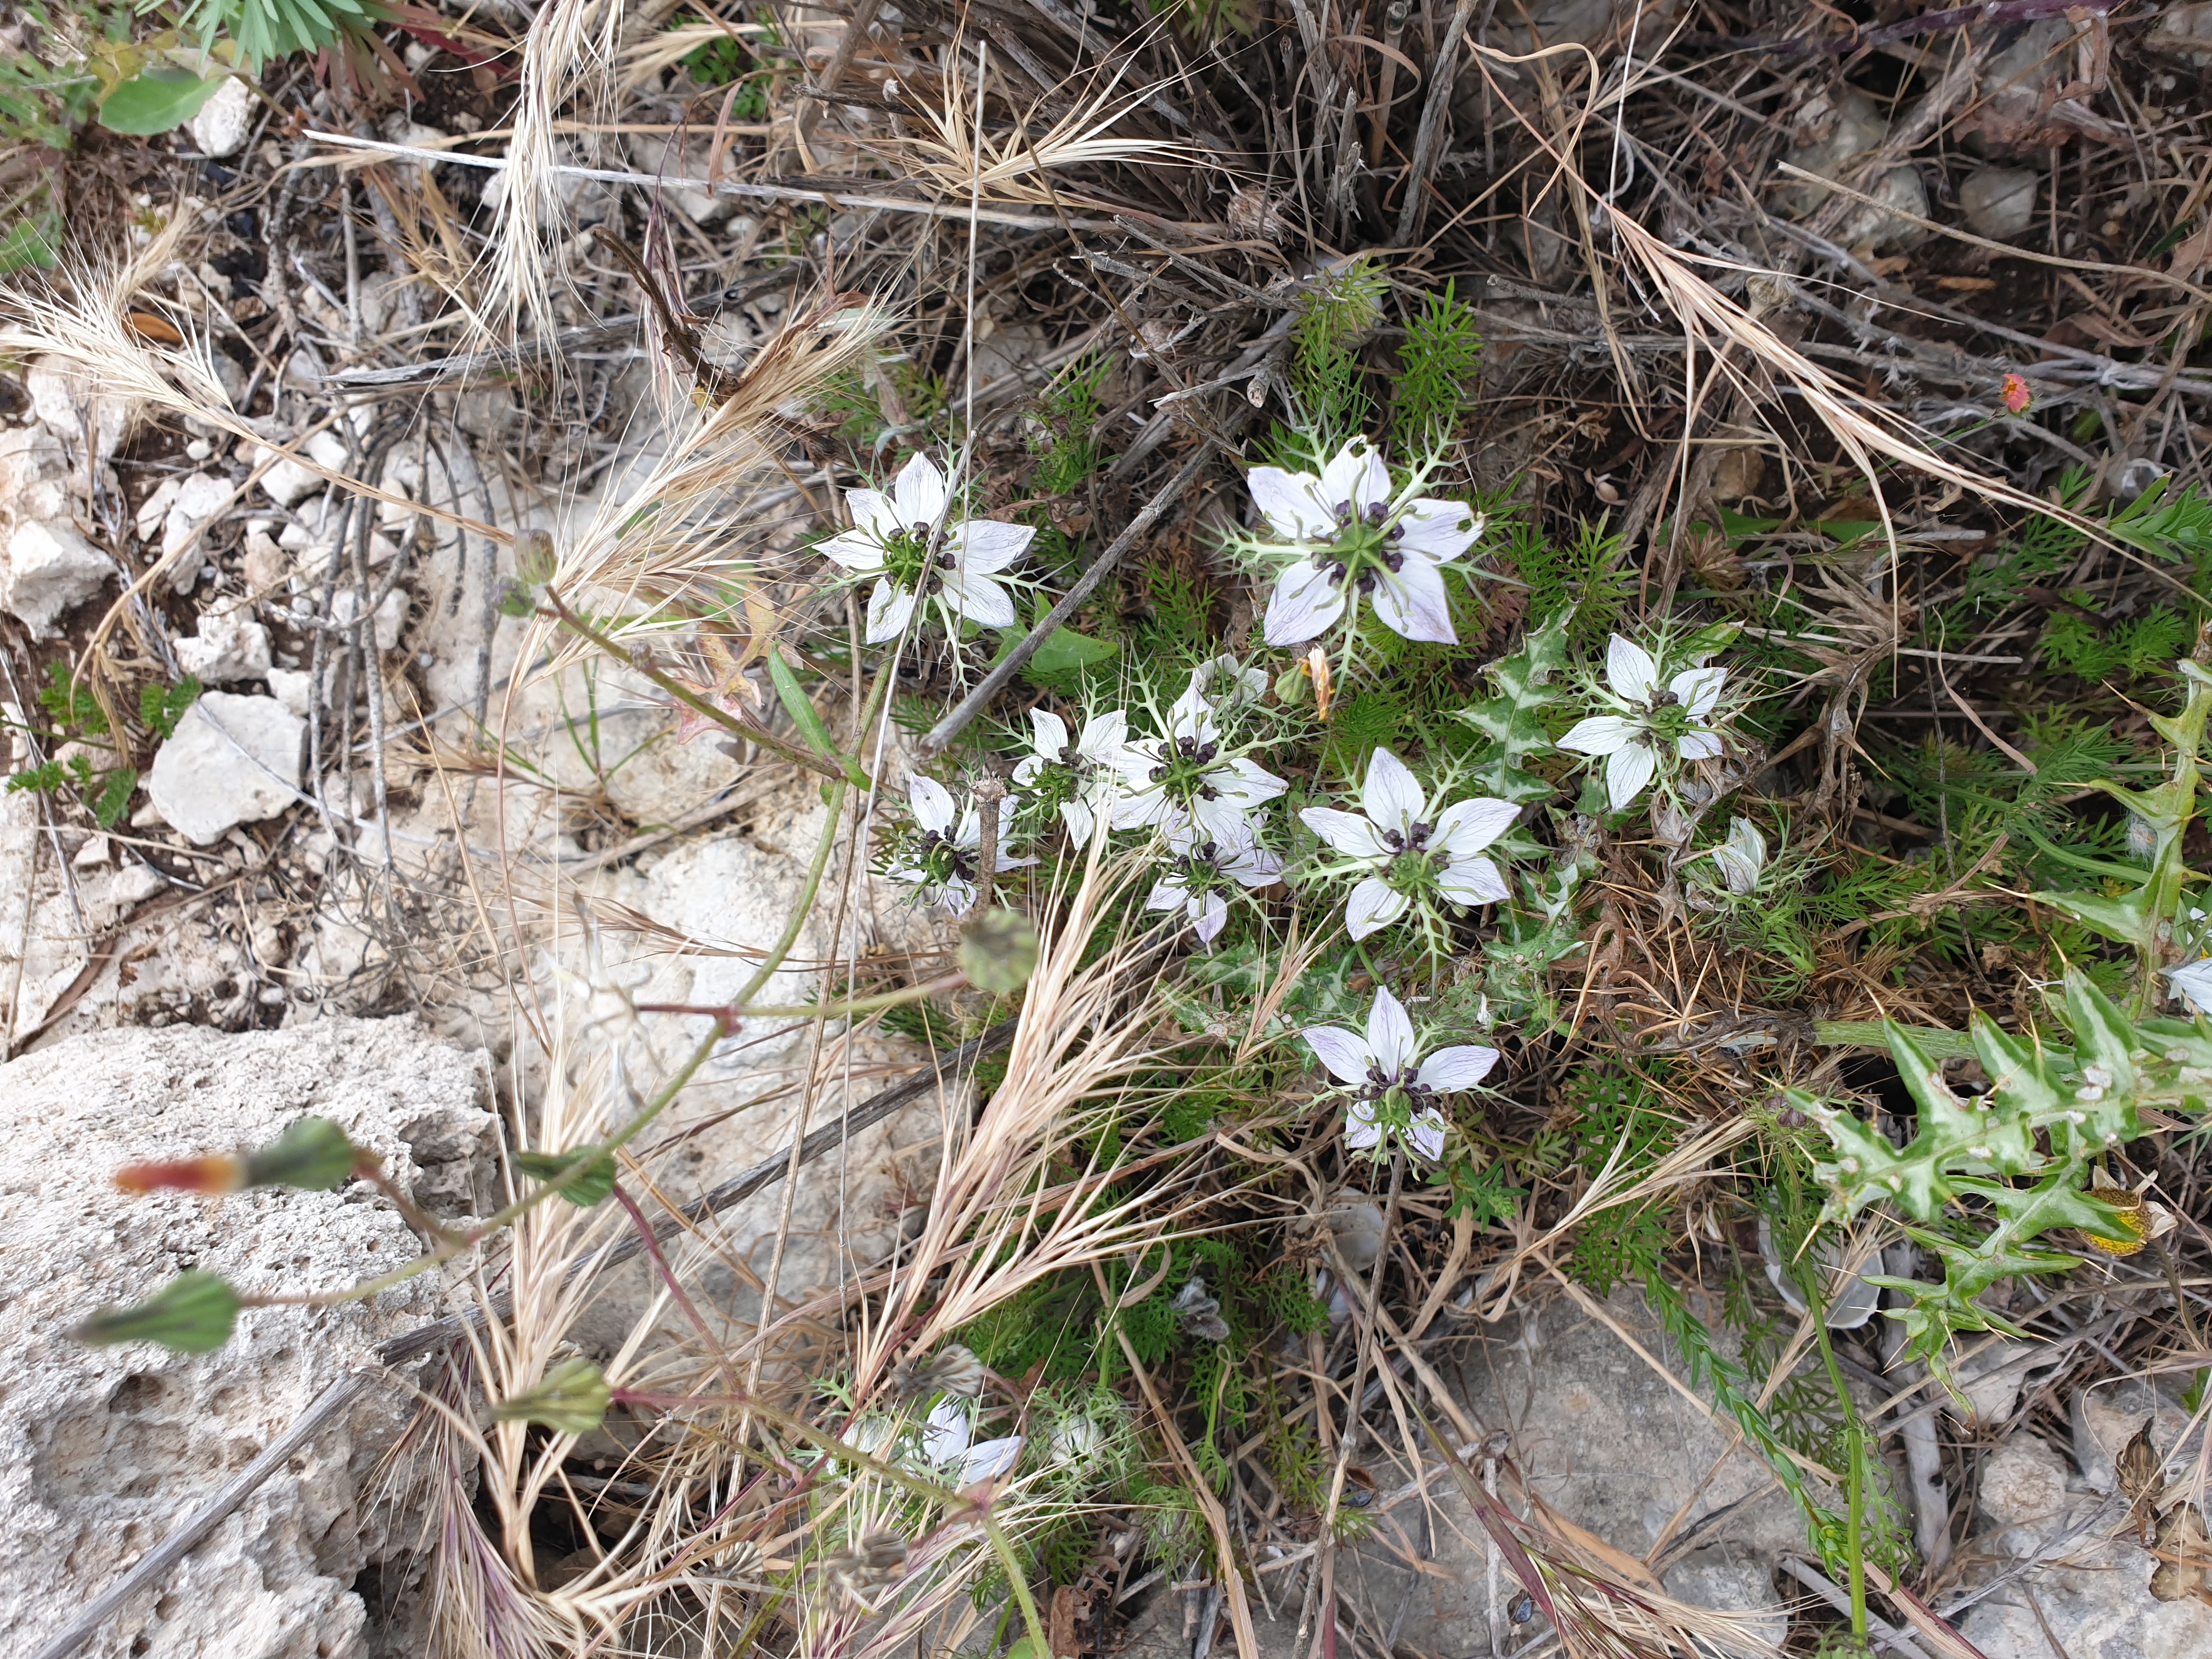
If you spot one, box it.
[1391,281,1482,455]
[5,663,198,830]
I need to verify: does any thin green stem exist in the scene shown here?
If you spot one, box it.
[738,779,848,1007]
[539,589,858,785]
[1807,1288,1869,1640]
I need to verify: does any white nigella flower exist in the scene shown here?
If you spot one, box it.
[819,452,1032,644]
[2168,958,2212,1017]
[1114,678,1288,843]
[921,1398,1023,1488]
[1559,635,1728,812]
[1299,986,1499,1163]
[1011,707,1128,845]
[1707,816,1768,895]
[1245,437,1485,648]
[1145,811,1284,945]
[1300,748,1515,941]
[885,776,1034,915]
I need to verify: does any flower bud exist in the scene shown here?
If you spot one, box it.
[494,1356,611,1435]
[76,1271,241,1353]
[959,909,1039,995]
[244,1118,358,1191]
[515,1148,617,1208]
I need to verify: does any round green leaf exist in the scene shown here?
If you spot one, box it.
[98,68,229,137]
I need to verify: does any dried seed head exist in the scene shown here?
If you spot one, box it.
[889,1342,986,1402]
[1226,187,1286,243]
[821,1529,909,1603]
[1171,1277,1231,1343]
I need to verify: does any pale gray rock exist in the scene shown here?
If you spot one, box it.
[145,692,304,845]
[253,431,348,510]
[3,517,110,636]
[185,74,255,158]
[1960,167,2041,242]
[1781,88,1928,249]
[1960,1433,2212,1659]
[0,1017,497,1659]
[1663,1547,1790,1649]
[174,605,273,684]
[2149,1,2212,63]
[27,356,136,459]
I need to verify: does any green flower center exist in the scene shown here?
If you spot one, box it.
[1644,698,1699,743]
[1147,736,1222,804]
[879,527,938,592]
[913,831,975,885]
[1317,504,1406,596]
[1386,847,1444,896]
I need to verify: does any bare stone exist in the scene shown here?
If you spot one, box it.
[0,1016,498,1659]
[3,517,110,637]
[1781,88,1929,250]
[1960,167,2041,243]
[174,606,274,684]
[185,73,255,159]
[253,431,349,510]
[145,693,304,845]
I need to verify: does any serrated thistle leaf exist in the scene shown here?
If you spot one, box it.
[1455,608,1572,802]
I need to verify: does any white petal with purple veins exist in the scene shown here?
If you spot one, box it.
[1437,855,1510,906]
[1361,748,1425,835]
[1430,797,1518,856]
[1393,498,1485,560]
[1606,634,1658,703]
[1247,466,1335,539]
[1406,1109,1448,1161]
[1301,806,1389,860]
[943,569,1017,629]
[1344,877,1409,939]
[1029,707,1069,757]
[1417,1044,1499,1091]
[1344,1101,1384,1152]
[1264,559,1346,646]
[1604,740,1658,810]
[1191,893,1229,943]
[1675,728,1722,761]
[820,528,889,573]
[844,487,900,540]
[1559,714,1639,756]
[951,518,1035,573]
[1365,986,1417,1075]
[1370,556,1457,644]
[909,775,957,833]
[1301,1025,1372,1084]
[1319,439,1390,515]
[890,452,949,527]
[865,580,916,644]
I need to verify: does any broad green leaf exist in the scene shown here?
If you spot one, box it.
[98,67,226,135]
[76,1270,240,1352]
[1023,625,1118,677]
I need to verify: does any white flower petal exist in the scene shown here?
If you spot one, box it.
[1263,560,1347,646]
[909,775,957,833]
[1247,466,1335,539]
[923,1397,971,1461]
[1393,498,1485,560]
[1062,797,1097,845]
[1146,877,1187,911]
[1344,1107,1383,1152]
[1229,845,1285,885]
[890,452,948,527]
[1558,714,1640,756]
[1192,892,1229,943]
[1361,748,1426,835]
[1319,438,1390,514]
[1676,727,1723,761]
[1113,784,1169,830]
[1076,709,1128,759]
[1301,1025,1373,1084]
[1365,985,1417,1075]
[1406,1108,1448,1162]
[1301,806,1388,860]
[1436,855,1510,906]
[951,518,1035,574]
[1670,665,1726,720]
[960,1435,1024,1486]
[1029,707,1070,757]
[2169,959,2212,1016]
[1605,740,1658,811]
[1190,793,1260,845]
[943,570,1018,629]
[1370,556,1457,644]
[1606,635,1659,703]
[820,528,889,573]
[844,486,900,539]
[1344,877,1409,940]
[1430,797,1518,856]
[1417,1045,1499,1091]
[1215,758,1288,805]
[866,582,918,644]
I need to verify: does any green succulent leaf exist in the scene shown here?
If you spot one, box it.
[76,1270,241,1353]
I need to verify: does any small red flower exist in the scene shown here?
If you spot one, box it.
[2001,373,2033,415]
[115,1155,245,1195]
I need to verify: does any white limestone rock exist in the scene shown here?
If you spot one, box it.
[185,74,255,159]
[174,606,273,684]
[27,356,136,459]
[0,1016,498,1659]
[5,518,110,637]
[145,692,304,844]
[253,430,349,510]
[1781,88,1929,250]
[1960,166,2041,243]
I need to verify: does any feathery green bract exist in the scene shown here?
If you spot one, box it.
[1391,281,1482,454]
[1453,607,1571,803]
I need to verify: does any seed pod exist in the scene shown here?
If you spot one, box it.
[821,1529,908,1604]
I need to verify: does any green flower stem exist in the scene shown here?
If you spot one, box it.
[1805,1278,1870,1641]
[741,778,847,1008]
[539,588,865,787]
